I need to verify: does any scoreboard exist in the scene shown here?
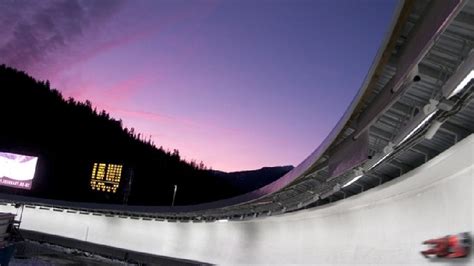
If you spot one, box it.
[90,163,123,193]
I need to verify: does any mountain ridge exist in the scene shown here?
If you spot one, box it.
[0,65,294,205]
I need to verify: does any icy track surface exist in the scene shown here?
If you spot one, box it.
[1,134,473,265]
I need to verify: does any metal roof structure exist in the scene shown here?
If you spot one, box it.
[1,0,473,222]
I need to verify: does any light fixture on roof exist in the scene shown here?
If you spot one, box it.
[396,99,439,146]
[383,141,395,154]
[398,111,437,145]
[424,120,443,140]
[343,168,364,188]
[342,174,363,188]
[366,142,395,171]
[442,50,474,99]
[368,151,393,171]
[423,92,457,141]
[320,190,334,199]
[448,69,474,98]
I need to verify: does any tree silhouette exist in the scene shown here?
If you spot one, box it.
[0,65,292,206]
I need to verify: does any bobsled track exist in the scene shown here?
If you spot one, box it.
[0,135,472,265]
[1,0,474,264]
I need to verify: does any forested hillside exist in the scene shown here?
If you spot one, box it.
[0,65,293,206]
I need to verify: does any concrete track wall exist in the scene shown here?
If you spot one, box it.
[1,135,473,265]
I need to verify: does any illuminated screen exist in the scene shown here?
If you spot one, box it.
[0,151,38,190]
[90,163,122,193]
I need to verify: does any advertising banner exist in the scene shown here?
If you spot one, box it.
[0,151,38,190]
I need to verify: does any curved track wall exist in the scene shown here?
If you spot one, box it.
[1,135,473,265]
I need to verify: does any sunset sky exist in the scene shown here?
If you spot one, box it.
[0,0,397,171]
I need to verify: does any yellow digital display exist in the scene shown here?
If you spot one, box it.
[90,163,122,193]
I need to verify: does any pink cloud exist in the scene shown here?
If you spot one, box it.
[104,75,153,103]
[42,1,220,82]
[104,106,235,134]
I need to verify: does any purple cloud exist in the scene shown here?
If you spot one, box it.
[0,0,123,74]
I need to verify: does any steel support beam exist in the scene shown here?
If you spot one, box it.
[353,0,465,139]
